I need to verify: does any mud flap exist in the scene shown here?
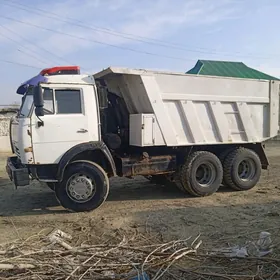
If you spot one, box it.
[6,156,30,188]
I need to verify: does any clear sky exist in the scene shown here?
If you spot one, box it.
[0,0,280,104]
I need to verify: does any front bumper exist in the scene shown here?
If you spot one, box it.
[6,156,30,187]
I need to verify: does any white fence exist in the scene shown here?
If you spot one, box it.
[0,106,19,153]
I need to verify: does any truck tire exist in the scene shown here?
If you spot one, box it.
[223,148,261,191]
[55,161,109,212]
[180,151,223,197]
[218,147,237,185]
[219,147,237,165]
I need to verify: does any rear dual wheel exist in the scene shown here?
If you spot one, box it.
[178,148,262,197]
[223,148,261,191]
[180,151,223,196]
[147,151,224,196]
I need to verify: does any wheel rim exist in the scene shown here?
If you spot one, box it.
[66,174,96,203]
[238,159,256,181]
[195,163,216,187]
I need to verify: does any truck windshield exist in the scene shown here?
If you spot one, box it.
[18,87,34,118]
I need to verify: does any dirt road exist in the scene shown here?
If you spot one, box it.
[0,145,280,250]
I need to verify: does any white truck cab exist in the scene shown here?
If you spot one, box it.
[20,75,99,165]
[6,65,276,212]
[8,66,116,211]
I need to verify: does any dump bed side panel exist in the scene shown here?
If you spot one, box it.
[95,69,279,146]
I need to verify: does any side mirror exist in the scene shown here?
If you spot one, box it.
[33,86,44,117]
[35,107,44,117]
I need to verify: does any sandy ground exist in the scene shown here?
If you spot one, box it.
[0,145,280,250]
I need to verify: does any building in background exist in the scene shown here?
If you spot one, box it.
[186,60,279,80]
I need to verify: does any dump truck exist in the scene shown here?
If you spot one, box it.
[6,66,280,212]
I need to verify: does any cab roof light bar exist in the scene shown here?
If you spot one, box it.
[16,66,81,95]
[40,66,80,76]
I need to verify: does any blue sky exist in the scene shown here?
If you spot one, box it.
[0,0,280,103]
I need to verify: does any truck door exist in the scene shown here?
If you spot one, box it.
[31,84,100,164]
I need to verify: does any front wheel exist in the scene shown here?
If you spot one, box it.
[55,161,109,212]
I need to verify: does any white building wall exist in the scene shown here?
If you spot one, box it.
[0,109,18,153]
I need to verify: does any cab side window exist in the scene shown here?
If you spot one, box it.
[55,89,82,114]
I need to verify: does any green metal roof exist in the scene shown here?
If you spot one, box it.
[187,60,279,80]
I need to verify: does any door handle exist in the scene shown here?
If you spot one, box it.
[77,128,88,133]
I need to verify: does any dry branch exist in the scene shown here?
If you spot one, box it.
[0,228,278,280]
[0,263,36,270]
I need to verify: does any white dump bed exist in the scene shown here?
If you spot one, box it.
[94,67,279,147]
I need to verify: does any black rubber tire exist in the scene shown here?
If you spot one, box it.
[218,147,237,185]
[219,148,237,165]
[46,182,56,191]
[55,161,109,212]
[180,151,223,197]
[223,148,261,191]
